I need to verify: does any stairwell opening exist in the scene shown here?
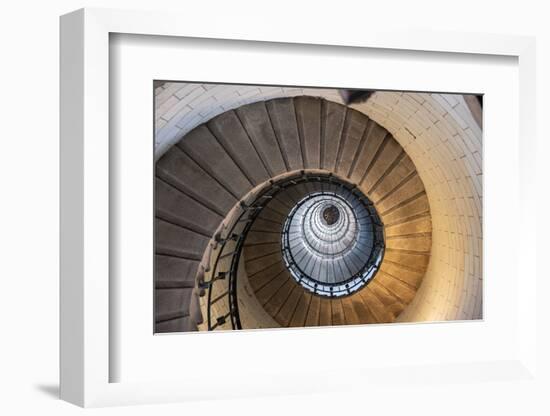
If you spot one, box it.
[281,187,385,298]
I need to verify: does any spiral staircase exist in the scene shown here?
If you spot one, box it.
[155,96,432,333]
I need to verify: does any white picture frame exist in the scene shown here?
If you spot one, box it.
[60,7,538,408]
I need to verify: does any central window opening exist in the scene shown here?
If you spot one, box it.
[322,205,340,225]
[281,186,385,298]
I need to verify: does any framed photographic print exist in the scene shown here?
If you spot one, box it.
[60,7,539,408]
[152,81,482,334]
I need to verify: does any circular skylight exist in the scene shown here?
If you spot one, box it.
[281,188,385,297]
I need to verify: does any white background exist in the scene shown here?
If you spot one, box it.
[1,0,549,415]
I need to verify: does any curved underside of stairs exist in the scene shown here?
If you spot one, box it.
[155,96,433,332]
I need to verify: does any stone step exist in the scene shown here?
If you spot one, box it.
[384,216,432,237]
[156,316,196,333]
[377,176,427,215]
[156,147,236,216]
[348,121,388,185]
[331,299,346,325]
[375,271,417,304]
[263,275,296,318]
[380,261,425,289]
[155,287,194,322]
[321,100,347,171]
[236,101,287,177]
[243,230,280,245]
[386,234,432,252]
[288,291,312,327]
[370,154,416,204]
[270,191,299,211]
[319,298,332,326]
[255,206,287,224]
[359,286,395,323]
[155,218,210,260]
[335,110,369,178]
[263,197,291,217]
[248,217,282,233]
[361,136,404,193]
[305,295,321,326]
[247,260,286,291]
[255,269,291,306]
[245,252,282,276]
[177,125,253,198]
[368,280,405,319]
[265,98,303,171]
[274,284,303,327]
[155,255,199,289]
[242,242,280,261]
[340,296,361,325]
[381,194,430,225]
[294,96,321,169]
[208,110,270,185]
[155,177,222,237]
[383,249,430,275]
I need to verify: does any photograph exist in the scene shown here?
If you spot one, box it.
[153,82,483,333]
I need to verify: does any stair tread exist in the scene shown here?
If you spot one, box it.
[178,125,253,197]
[155,177,222,236]
[319,298,332,326]
[256,269,290,305]
[336,110,369,178]
[157,148,236,215]
[383,250,430,273]
[381,194,430,225]
[288,291,312,327]
[236,102,287,177]
[275,285,304,326]
[370,154,416,203]
[244,230,281,245]
[305,295,321,326]
[341,297,361,325]
[349,122,388,185]
[155,287,194,322]
[294,96,321,169]
[330,299,346,325]
[380,261,425,288]
[243,242,280,261]
[265,98,303,171]
[208,110,270,185]
[248,260,286,290]
[377,175,426,214]
[385,216,432,237]
[359,287,394,323]
[361,137,403,192]
[155,255,199,288]
[368,280,405,319]
[155,218,210,259]
[375,271,417,304]
[245,252,282,276]
[156,316,197,333]
[386,236,431,253]
[321,100,347,171]
[263,276,296,317]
